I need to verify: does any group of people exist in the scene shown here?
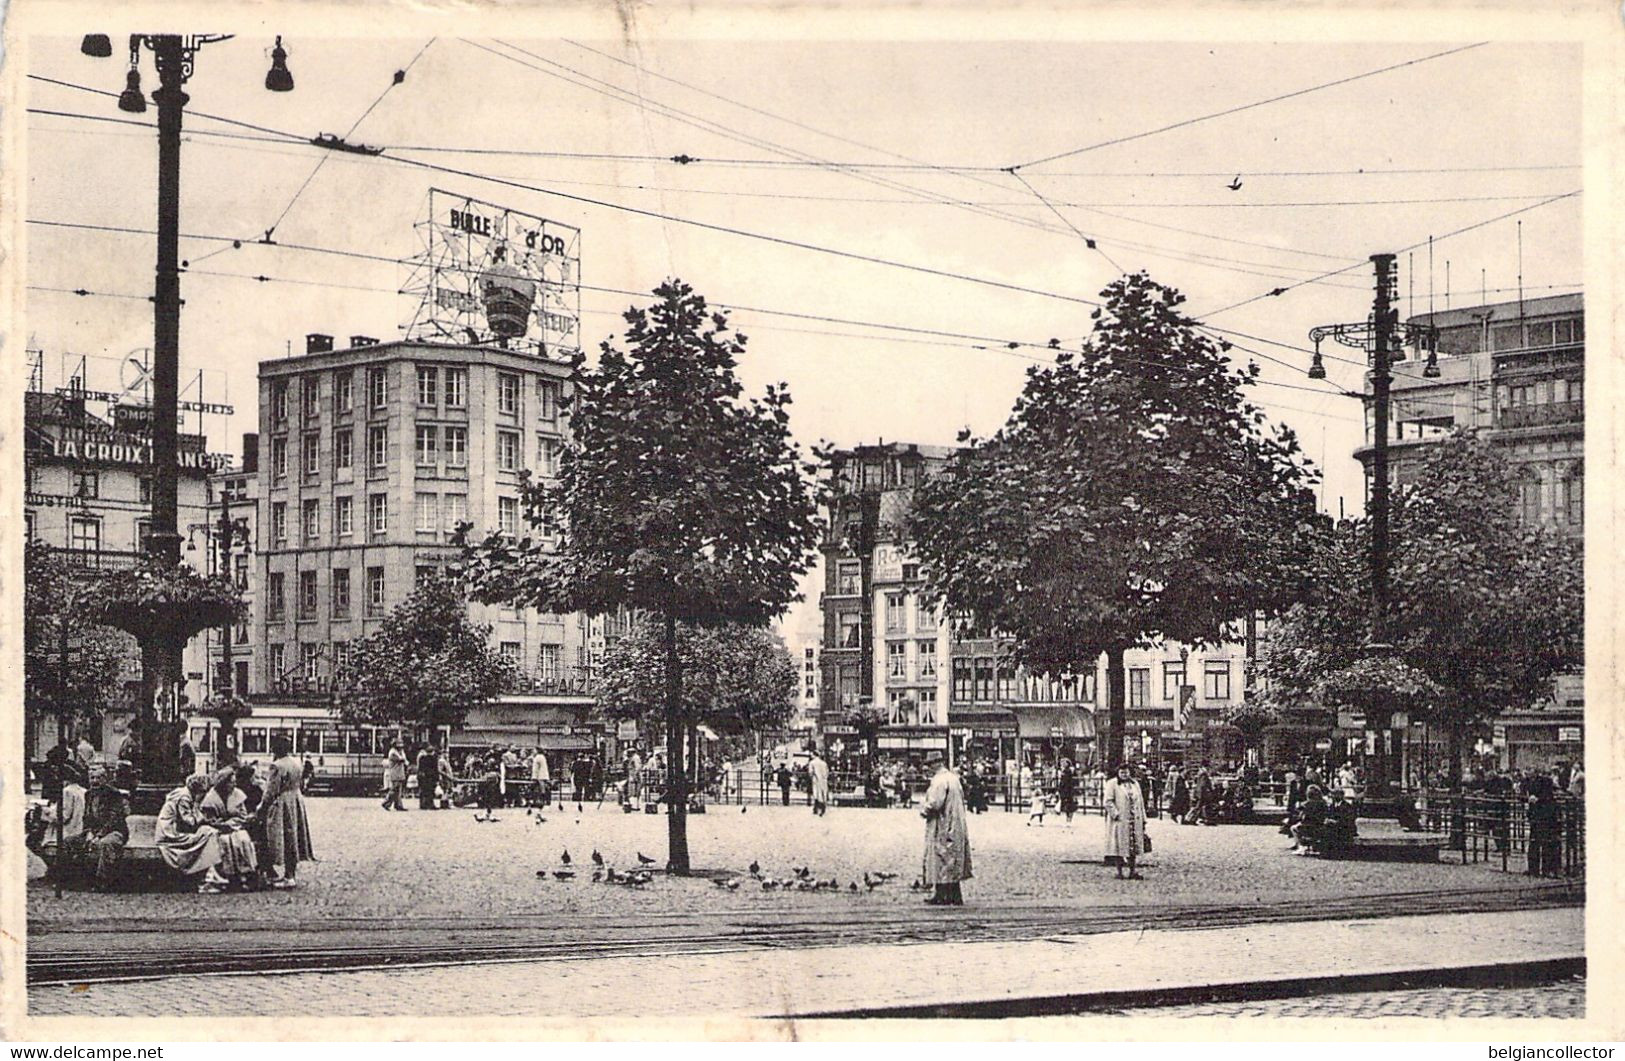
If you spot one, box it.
[1281,775,1360,856]
[377,741,574,815]
[26,758,136,891]
[1166,765,1252,825]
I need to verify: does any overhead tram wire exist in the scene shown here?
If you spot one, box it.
[27,73,312,145]
[1009,43,1488,171]
[1006,169,1123,273]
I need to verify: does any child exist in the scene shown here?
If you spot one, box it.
[1027,785,1047,826]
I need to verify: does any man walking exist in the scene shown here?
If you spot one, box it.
[417,742,440,810]
[920,753,971,905]
[775,761,793,806]
[382,739,408,811]
[809,747,830,816]
[530,747,551,807]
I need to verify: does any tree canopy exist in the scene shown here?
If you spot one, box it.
[597,619,797,735]
[331,577,519,732]
[25,540,137,730]
[909,272,1323,768]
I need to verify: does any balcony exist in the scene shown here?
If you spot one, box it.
[1497,401,1583,430]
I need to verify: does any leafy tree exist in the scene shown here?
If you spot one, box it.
[597,619,797,739]
[1258,430,1582,782]
[910,272,1323,771]
[25,540,138,750]
[460,281,822,873]
[331,577,519,734]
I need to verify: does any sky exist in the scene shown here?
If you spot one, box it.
[22,34,1583,636]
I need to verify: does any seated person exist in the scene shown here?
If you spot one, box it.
[156,774,232,893]
[1322,787,1359,854]
[1291,784,1327,853]
[27,761,87,864]
[82,762,133,891]
[200,767,261,890]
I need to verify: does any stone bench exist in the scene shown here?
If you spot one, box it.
[1306,825,1448,863]
[33,815,174,886]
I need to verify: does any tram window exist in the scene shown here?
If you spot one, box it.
[272,728,295,751]
[242,727,268,754]
[190,727,212,753]
[345,730,370,755]
[298,729,324,754]
[321,731,345,753]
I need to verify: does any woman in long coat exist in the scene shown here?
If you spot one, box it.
[920,757,972,905]
[200,767,260,889]
[1103,763,1147,880]
[259,736,315,889]
[1058,760,1078,825]
[156,775,226,891]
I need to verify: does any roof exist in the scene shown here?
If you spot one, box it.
[1408,292,1582,331]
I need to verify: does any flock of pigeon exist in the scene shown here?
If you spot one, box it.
[533,847,922,898]
[536,846,660,887]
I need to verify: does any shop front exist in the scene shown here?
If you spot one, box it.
[1012,704,1096,772]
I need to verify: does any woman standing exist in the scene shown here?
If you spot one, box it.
[1103,763,1148,880]
[1058,759,1078,827]
[259,735,315,889]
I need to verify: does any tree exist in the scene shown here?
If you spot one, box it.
[910,272,1323,771]
[25,540,138,754]
[597,619,797,742]
[461,281,822,873]
[330,577,519,735]
[1258,430,1583,782]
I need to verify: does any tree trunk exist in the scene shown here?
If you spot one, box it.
[1106,644,1127,772]
[663,610,690,874]
[1445,719,1464,786]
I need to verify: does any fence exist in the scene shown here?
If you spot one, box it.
[1418,790,1584,878]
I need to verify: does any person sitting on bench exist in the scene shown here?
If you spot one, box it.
[82,762,133,891]
[1321,787,1359,856]
[1290,784,1327,854]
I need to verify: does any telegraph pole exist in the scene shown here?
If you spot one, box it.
[146,35,188,569]
[1367,253,1397,645]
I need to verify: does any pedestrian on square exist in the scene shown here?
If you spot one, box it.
[921,754,971,905]
[809,748,830,816]
[1057,760,1078,826]
[1567,764,1584,799]
[178,733,197,779]
[76,732,97,773]
[1525,771,1561,877]
[775,762,792,806]
[1103,763,1147,879]
[259,736,315,889]
[1169,766,1190,823]
[530,747,551,806]
[200,767,259,890]
[438,748,456,808]
[417,743,440,810]
[83,762,132,891]
[382,740,408,811]
[1026,781,1047,826]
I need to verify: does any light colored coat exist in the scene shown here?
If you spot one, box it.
[809,756,830,804]
[1103,776,1147,860]
[921,767,972,884]
[155,787,220,875]
[261,755,315,871]
[384,746,407,783]
[200,786,259,879]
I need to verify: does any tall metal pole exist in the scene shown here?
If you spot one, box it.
[147,35,187,569]
[218,490,234,695]
[1368,253,1396,647]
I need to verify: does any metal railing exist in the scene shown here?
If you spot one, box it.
[1418,789,1584,877]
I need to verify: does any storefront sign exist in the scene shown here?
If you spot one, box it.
[872,544,910,584]
[25,492,87,508]
[1557,726,1581,742]
[42,435,230,471]
[616,720,638,741]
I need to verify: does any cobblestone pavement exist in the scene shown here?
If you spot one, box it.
[1114,977,1585,1019]
[26,907,1582,1020]
[28,798,1561,927]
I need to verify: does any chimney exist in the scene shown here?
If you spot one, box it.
[241,433,260,475]
[305,333,334,355]
[350,335,378,348]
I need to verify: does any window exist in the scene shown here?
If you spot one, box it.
[335,371,353,413]
[1563,473,1583,525]
[368,426,387,473]
[445,367,466,408]
[973,657,994,702]
[69,516,101,552]
[917,642,937,680]
[267,573,286,621]
[334,429,353,472]
[270,502,287,546]
[837,611,861,649]
[366,567,385,616]
[233,553,249,589]
[332,568,351,618]
[915,600,938,633]
[902,562,920,583]
[335,496,354,537]
[416,492,438,533]
[918,687,939,724]
[136,518,153,553]
[368,367,387,409]
[369,493,388,536]
[301,498,319,542]
[498,431,522,471]
[242,725,269,755]
[415,425,438,466]
[499,495,519,536]
[302,433,320,476]
[498,372,520,415]
[1163,662,1185,701]
[537,644,562,682]
[271,437,288,479]
[885,593,906,634]
[887,641,907,681]
[1569,377,1583,404]
[271,381,289,423]
[537,435,561,477]
[1204,660,1232,700]
[1082,669,1097,704]
[416,366,438,406]
[835,561,861,596]
[233,660,249,697]
[887,690,913,724]
[952,657,974,703]
[500,641,522,665]
[537,378,559,422]
[1491,323,1523,352]
[301,378,319,420]
[268,643,286,680]
[24,511,35,541]
[444,426,467,467]
[331,641,351,677]
[298,570,318,620]
[302,642,322,680]
[69,470,99,499]
[1519,471,1542,525]
[1129,667,1150,708]
[443,493,468,533]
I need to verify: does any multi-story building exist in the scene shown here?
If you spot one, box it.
[197,453,258,700]
[1357,291,1584,769]
[254,332,594,701]
[22,386,224,759]
[818,442,1252,772]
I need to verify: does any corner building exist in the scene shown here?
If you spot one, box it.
[254,333,592,699]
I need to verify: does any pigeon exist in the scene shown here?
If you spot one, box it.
[849,882,859,893]
[794,866,811,880]
[535,869,548,878]
[762,880,780,891]
[605,868,626,884]
[534,815,547,825]
[749,860,761,877]
[825,878,839,890]
[552,870,574,880]
[909,879,925,892]
[1227,175,1243,191]
[561,849,572,866]
[592,869,604,883]
[864,874,881,891]
[577,802,584,813]
[712,878,732,888]
[591,849,604,867]
[741,806,748,814]
[726,879,741,891]
[874,872,899,882]
[637,852,656,865]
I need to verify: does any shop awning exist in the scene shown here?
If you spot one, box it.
[1012,705,1096,741]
